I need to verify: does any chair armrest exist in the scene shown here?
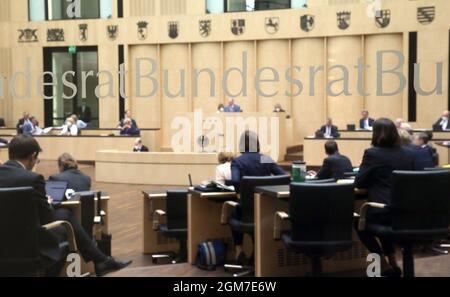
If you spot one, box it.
[357,202,387,231]
[273,211,290,240]
[152,209,167,230]
[220,201,239,225]
[42,221,78,253]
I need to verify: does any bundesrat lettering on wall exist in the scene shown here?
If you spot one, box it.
[0,50,443,100]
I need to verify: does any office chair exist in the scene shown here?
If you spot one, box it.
[152,190,188,264]
[357,170,450,277]
[222,175,291,277]
[274,182,355,276]
[0,187,78,277]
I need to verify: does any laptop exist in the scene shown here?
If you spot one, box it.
[45,181,68,205]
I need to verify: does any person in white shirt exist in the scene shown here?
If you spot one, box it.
[433,110,449,131]
[71,114,87,130]
[215,152,233,184]
[60,117,78,136]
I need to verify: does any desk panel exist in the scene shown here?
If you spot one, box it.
[0,148,7,163]
[96,151,218,186]
[304,138,371,167]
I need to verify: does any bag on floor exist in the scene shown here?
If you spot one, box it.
[195,240,227,271]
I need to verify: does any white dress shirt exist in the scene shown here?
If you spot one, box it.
[215,162,231,184]
[440,117,449,130]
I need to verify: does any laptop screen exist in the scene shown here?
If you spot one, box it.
[45,181,68,204]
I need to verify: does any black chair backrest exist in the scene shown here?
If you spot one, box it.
[240,175,291,224]
[0,187,40,271]
[79,191,95,239]
[166,190,188,230]
[390,170,450,231]
[289,183,355,242]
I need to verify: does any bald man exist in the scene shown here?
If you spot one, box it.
[433,111,449,131]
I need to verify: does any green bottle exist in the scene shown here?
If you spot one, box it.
[292,161,306,182]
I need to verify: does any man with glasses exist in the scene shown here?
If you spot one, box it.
[0,135,131,276]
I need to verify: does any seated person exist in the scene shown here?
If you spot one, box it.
[359,109,375,130]
[118,110,138,129]
[120,118,140,136]
[23,117,43,136]
[60,117,78,136]
[405,132,435,171]
[308,140,353,180]
[133,138,149,152]
[433,110,449,131]
[229,131,285,263]
[395,118,412,131]
[273,103,285,113]
[0,118,5,127]
[319,118,340,138]
[355,118,414,277]
[16,112,31,134]
[224,98,242,113]
[49,153,91,192]
[71,114,87,130]
[217,103,225,113]
[0,135,131,276]
[215,152,233,184]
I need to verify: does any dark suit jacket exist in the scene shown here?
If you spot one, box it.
[320,125,340,138]
[16,118,25,134]
[0,161,67,262]
[359,118,375,129]
[433,117,449,131]
[0,160,53,224]
[49,169,91,192]
[120,125,140,136]
[77,106,92,123]
[133,145,149,152]
[317,153,353,180]
[404,144,434,171]
[355,147,414,213]
[119,118,138,129]
[231,152,285,192]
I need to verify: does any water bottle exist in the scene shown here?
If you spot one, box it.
[292,161,307,182]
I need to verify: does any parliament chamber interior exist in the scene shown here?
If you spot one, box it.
[1,0,450,280]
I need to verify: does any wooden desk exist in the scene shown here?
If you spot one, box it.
[187,189,237,264]
[96,151,218,186]
[304,137,371,167]
[142,191,179,255]
[254,185,368,277]
[0,147,7,163]
[435,142,450,166]
[59,195,110,234]
[58,194,109,275]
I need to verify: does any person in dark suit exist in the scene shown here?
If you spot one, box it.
[120,118,140,136]
[355,118,414,277]
[229,131,285,262]
[76,103,92,123]
[0,118,5,127]
[224,98,242,113]
[359,110,375,130]
[319,118,340,138]
[308,140,353,180]
[16,112,31,134]
[49,153,91,192]
[133,138,149,152]
[0,135,131,276]
[404,132,435,171]
[433,110,449,131]
[118,110,138,129]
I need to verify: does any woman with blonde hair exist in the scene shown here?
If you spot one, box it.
[215,152,234,184]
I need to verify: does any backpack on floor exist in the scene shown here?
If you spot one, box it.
[195,240,227,271]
